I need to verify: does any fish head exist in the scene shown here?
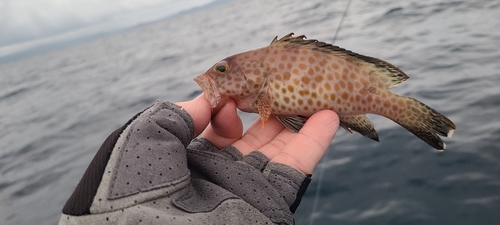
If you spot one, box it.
[195,56,255,108]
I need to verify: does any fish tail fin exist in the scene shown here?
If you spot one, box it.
[389,96,456,151]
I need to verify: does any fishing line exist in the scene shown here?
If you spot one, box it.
[309,0,351,224]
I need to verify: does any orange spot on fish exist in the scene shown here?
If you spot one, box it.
[315,75,324,83]
[339,80,346,89]
[299,90,310,96]
[319,59,327,67]
[308,57,316,64]
[383,100,391,108]
[308,68,315,76]
[301,76,311,84]
[347,82,354,92]
[331,63,339,70]
[334,83,340,92]
[349,72,357,80]
[291,56,297,62]
[341,92,349,100]
[287,85,294,93]
[354,81,361,89]
[324,83,332,90]
[299,63,307,70]
[283,72,291,80]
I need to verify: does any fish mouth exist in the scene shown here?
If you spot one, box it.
[194,74,221,108]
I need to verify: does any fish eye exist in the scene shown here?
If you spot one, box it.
[214,62,229,75]
[216,65,226,73]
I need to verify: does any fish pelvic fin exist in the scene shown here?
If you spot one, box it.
[275,116,308,132]
[390,96,456,151]
[257,94,272,128]
[339,115,379,142]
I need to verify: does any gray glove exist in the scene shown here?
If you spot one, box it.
[59,100,311,225]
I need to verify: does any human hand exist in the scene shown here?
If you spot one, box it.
[177,94,340,174]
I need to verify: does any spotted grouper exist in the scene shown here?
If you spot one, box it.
[194,33,456,150]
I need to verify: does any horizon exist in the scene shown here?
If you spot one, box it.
[0,0,227,64]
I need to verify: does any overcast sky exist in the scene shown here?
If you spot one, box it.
[0,0,215,60]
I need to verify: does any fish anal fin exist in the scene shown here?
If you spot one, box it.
[276,116,308,133]
[339,115,379,142]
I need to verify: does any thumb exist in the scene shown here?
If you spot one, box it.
[176,93,212,137]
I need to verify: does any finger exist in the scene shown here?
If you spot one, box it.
[201,98,243,149]
[176,93,212,137]
[257,129,295,159]
[271,110,340,174]
[232,116,286,155]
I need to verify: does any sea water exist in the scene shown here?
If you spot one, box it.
[1,0,499,224]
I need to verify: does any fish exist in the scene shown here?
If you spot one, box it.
[194,33,456,151]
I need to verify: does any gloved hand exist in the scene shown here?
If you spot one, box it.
[60,94,339,225]
[177,95,340,224]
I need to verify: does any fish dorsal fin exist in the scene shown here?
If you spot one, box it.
[270,33,409,88]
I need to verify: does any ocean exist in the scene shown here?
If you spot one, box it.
[1,0,499,224]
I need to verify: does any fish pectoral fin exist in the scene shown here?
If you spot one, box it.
[275,116,308,132]
[339,115,379,142]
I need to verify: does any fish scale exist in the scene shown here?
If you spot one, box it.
[194,33,456,150]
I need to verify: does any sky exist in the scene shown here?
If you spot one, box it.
[0,0,216,62]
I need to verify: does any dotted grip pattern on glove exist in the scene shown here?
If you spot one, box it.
[180,138,311,225]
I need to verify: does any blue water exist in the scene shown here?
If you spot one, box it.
[1,0,499,224]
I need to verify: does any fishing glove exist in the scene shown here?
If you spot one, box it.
[59,100,311,225]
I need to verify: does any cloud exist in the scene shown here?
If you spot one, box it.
[0,0,213,48]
